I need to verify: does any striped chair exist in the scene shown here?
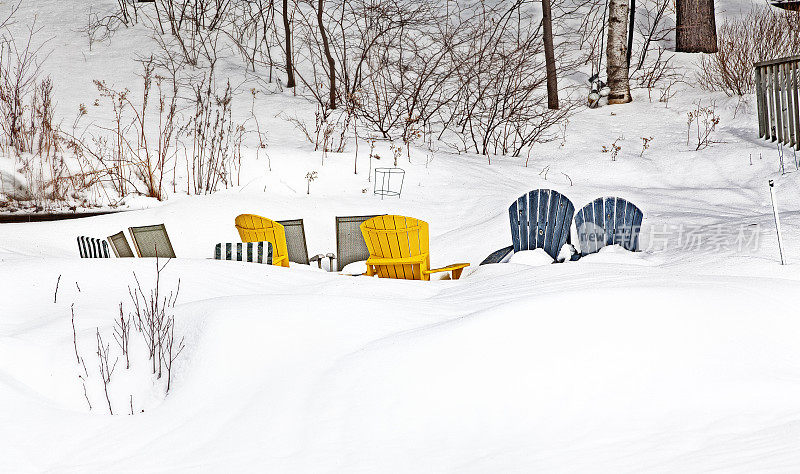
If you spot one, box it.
[214,241,273,264]
[77,236,110,258]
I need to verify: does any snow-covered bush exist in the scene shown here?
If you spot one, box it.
[73,260,185,415]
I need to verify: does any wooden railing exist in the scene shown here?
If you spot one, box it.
[755,55,800,150]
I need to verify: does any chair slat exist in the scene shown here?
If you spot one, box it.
[508,201,521,252]
[527,190,538,251]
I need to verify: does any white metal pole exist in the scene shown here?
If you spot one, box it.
[769,180,786,265]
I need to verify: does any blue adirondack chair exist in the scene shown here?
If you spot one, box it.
[481,189,575,264]
[574,197,643,255]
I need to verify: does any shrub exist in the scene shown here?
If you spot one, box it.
[698,7,800,96]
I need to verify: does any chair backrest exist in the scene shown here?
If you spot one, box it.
[360,215,430,280]
[214,241,273,264]
[128,224,177,258]
[336,215,381,271]
[77,236,110,258]
[574,197,643,255]
[107,231,135,258]
[277,219,309,265]
[234,214,290,267]
[509,189,575,260]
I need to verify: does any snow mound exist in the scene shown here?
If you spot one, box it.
[341,260,368,275]
[508,249,553,266]
[578,244,661,266]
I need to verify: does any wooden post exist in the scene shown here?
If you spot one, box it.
[788,63,796,148]
[793,62,800,150]
[755,66,765,139]
[774,64,784,144]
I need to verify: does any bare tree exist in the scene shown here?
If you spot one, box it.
[542,0,559,110]
[316,0,336,109]
[283,0,296,87]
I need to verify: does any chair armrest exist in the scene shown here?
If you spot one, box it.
[365,255,427,266]
[423,262,470,280]
[479,246,514,265]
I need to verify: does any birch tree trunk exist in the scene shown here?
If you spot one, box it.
[606,0,631,104]
[542,0,558,110]
[676,0,718,53]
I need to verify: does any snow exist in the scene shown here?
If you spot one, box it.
[507,248,554,266]
[2,0,800,472]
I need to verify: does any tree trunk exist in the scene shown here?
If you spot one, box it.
[283,0,296,88]
[542,0,558,110]
[676,0,718,53]
[626,0,635,68]
[606,0,631,104]
[317,0,337,109]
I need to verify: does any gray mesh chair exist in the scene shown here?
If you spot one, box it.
[77,236,110,258]
[277,219,311,264]
[335,215,381,271]
[107,231,135,258]
[128,224,176,258]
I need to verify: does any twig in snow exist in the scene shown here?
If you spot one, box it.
[79,376,92,411]
[71,304,80,364]
[163,316,185,394]
[113,303,131,369]
[54,275,61,303]
[561,172,573,186]
[539,165,550,180]
[96,328,117,415]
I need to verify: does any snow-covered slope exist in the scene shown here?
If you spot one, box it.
[3,0,800,472]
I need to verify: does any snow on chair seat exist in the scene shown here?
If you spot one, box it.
[574,197,643,256]
[77,236,110,258]
[360,215,469,281]
[214,242,273,264]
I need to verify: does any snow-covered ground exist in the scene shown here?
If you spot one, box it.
[3,0,800,472]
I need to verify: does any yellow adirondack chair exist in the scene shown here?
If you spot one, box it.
[234,214,291,267]
[360,215,470,281]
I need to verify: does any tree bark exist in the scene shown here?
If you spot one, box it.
[676,0,718,53]
[606,0,631,104]
[282,0,296,88]
[542,0,558,110]
[317,0,337,109]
